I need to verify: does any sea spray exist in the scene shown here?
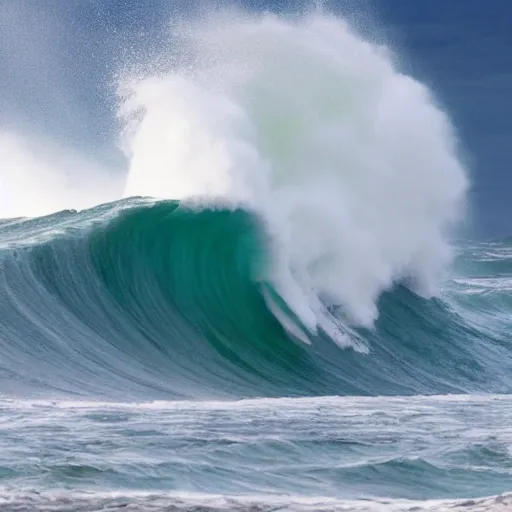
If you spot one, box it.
[120,10,468,336]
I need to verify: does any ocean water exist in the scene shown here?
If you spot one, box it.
[0,5,511,512]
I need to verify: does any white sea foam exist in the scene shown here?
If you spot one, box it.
[120,10,468,338]
[0,489,510,512]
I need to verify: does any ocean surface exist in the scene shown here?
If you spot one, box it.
[0,4,511,512]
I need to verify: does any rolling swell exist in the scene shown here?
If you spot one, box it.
[0,199,510,400]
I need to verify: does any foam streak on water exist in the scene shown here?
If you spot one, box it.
[0,395,511,510]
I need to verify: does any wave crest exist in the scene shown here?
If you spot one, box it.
[119,10,468,331]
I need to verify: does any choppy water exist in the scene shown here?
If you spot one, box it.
[0,395,511,511]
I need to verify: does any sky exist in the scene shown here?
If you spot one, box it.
[0,0,510,237]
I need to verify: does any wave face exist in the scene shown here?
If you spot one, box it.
[1,200,511,400]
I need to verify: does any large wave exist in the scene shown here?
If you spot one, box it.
[1,199,511,400]
[1,8,492,401]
